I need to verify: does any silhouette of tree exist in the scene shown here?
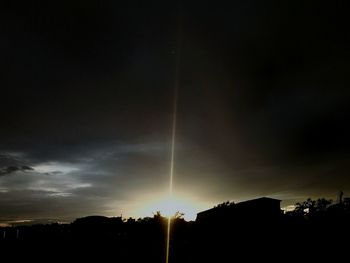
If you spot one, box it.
[127,217,135,223]
[173,211,185,220]
[315,198,332,211]
[153,211,163,219]
[292,197,333,216]
[304,198,316,213]
[294,202,306,215]
[343,197,350,211]
[215,201,235,208]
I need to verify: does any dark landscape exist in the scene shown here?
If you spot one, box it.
[1,195,350,262]
[1,1,349,262]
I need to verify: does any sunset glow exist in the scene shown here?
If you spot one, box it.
[136,193,202,221]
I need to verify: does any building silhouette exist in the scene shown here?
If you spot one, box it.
[196,197,281,224]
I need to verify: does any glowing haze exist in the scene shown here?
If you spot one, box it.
[135,192,208,221]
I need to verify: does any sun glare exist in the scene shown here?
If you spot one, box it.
[137,193,200,221]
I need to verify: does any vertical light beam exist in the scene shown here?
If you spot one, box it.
[169,58,179,196]
[166,215,172,263]
[166,8,182,263]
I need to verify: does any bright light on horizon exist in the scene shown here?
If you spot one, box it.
[135,193,206,221]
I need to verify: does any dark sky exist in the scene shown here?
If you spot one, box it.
[1,0,349,221]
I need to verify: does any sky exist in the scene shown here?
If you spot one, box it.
[1,0,349,222]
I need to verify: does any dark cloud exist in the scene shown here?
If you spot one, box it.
[0,165,33,176]
[0,154,34,176]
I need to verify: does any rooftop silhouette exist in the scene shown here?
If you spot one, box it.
[1,195,349,262]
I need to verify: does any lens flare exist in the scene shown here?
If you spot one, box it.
[166,61,178,263]
[166,7,182,263]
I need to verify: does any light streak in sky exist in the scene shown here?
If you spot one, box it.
[166,7,182,263]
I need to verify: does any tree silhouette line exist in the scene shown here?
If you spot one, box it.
[1,195,349,262]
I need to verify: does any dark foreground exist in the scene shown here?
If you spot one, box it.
[1,209,349,262]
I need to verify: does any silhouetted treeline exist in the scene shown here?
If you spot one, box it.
[1,197,349,262]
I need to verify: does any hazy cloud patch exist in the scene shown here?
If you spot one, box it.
[0,153,34,176]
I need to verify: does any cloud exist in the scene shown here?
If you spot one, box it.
[0,165,33,176]
[0,141,171,219]
[1,138,348,221]
[0,153,34,176]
